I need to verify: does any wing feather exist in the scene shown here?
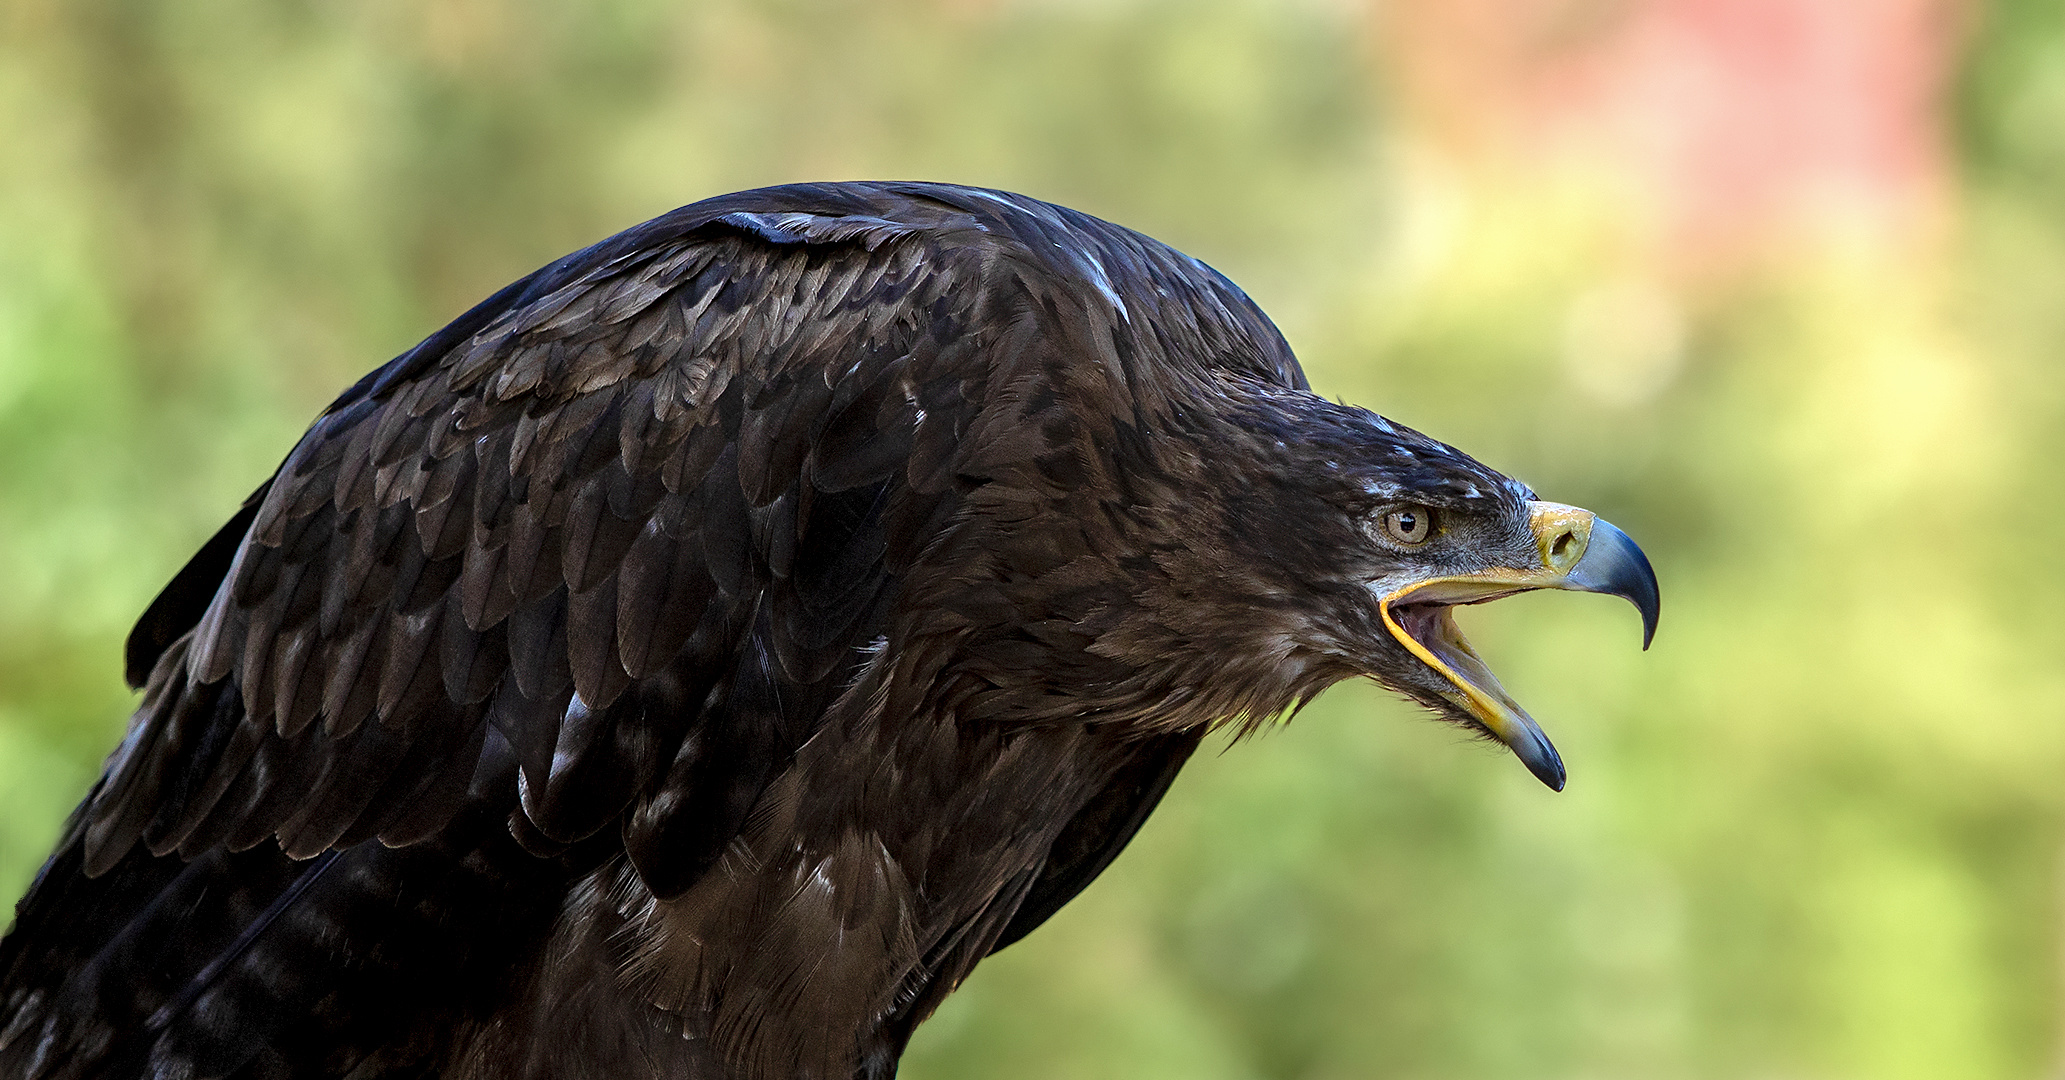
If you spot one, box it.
[69,175,1307,935]
[9,182,1322,1080]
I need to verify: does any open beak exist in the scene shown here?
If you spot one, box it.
[1377,502,1660,791]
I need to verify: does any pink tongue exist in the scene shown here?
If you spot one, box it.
[1399,604,1446,647]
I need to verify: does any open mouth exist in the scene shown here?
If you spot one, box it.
[1387,598,1520,713]
[1375,504,1662,792]
[1381,584,1567,790]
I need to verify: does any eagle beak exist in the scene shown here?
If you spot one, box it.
[1377,502,1660,791]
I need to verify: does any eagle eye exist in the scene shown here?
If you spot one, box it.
[1378,505,1435,546]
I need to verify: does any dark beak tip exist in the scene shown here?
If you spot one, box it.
[1633,549,1660,651]
[1509,725,1567,792]
[1534,760,1568,792]
[1526,754,1567,792]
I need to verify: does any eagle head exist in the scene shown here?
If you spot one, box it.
[1205,389,1660,791]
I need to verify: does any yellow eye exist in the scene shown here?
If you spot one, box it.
[1381,505,1434,545]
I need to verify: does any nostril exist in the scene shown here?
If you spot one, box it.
[1550,529,1576,562]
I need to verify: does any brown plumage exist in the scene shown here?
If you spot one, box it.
[0,182,1656,1080]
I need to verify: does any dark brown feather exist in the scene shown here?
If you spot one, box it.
[5,183,1353,1080]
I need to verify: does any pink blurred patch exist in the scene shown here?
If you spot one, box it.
[1378,0,1968,269]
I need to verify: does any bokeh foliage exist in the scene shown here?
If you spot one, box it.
[2,1,2062,1077]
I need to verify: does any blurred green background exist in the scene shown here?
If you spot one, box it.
[3,0,2063,1076]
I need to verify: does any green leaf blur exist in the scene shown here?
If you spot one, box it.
[1,1,2058,1077]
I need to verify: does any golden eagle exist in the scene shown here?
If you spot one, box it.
[0,183,1657,1079]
